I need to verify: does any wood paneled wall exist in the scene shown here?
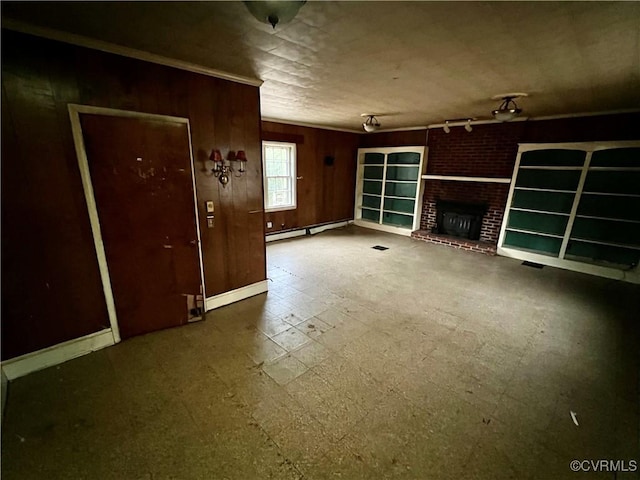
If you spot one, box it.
[262,121,359,232]
[1,30,265,360]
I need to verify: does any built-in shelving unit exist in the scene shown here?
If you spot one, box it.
[355,146,427,235]
[498,141,640,282]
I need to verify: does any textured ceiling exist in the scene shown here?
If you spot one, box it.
[3,1,640,131]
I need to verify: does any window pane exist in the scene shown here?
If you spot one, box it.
[268,177,287,192]
[263,142,296,210]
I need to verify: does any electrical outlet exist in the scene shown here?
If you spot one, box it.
[266,221,273,228]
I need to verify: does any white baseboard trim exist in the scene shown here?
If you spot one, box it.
[1,329,116,381]
[266,220,353,243]
[205,280,269,311]
[353,219,413,237]
[308,220,352,235]
[497,247,640,284]
[265,229,307,243]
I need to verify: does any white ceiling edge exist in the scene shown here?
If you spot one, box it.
[265,108,640,134]
[1,18,263,87]
[370,126,429,133]
[525,108,640,122]
[427,109,640,129]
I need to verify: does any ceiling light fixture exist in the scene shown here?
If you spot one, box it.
[443,121,451,134]
[244,1,306,28]
[491,93,527,121]
[361,114,381,133]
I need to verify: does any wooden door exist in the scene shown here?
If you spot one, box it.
[80,114,202,339]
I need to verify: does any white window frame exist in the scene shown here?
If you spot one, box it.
[262,141,297,212]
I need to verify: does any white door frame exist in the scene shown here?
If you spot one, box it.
[68,104,207,344]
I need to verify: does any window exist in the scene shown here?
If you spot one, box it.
[263,141,297,212]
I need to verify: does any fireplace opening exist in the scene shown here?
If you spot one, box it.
[434,200,487,240]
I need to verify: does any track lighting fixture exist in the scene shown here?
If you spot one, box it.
[465,119,473,132]
[442,118,475,133]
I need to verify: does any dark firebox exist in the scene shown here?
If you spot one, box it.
[434,200,487,241]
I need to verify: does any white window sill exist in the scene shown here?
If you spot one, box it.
[265,205,297,213]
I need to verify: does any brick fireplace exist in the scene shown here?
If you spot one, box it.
[414,180,510,254]
[360,113,640,255]
[410,122,522,254]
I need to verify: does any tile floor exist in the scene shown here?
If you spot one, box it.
[2,226,639,479]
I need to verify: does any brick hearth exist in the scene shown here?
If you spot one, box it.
[411,230,497,255]
[420,180,510,245]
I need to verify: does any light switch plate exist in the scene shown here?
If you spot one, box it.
[205,201,214,213]
[267,221,273,228]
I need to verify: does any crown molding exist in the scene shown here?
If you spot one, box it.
[527,108,640,121]
[262,119,430,134]
[2,18,263,87]
[427,108,640,129]
[262,117,362,133]
[373,126,429,132]
[265,107,640,135]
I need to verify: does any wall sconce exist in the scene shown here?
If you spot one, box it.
[210,149,247,187]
